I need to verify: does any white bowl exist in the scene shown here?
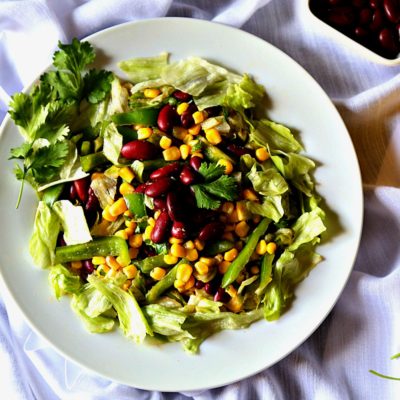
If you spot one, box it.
[302,0,400,66]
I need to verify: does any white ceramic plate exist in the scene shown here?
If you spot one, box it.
[0,18,363,391]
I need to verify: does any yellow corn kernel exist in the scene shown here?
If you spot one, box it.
[205,128,222,145]
[125,227,135,237]
[227,209,239,223]
[106,268,117,279]
[225,285,237,298]
[124,210,133,218]
[236,201,250,221]
[256,239,268,255]
[134,124,145,130]
[91,172,104,181]
[102,205,118,222]
[176,102,189,115]
[119,166,135,183]
[199,257,215,266]
[194,239,205,251]
[150,267,167,281]
[97,264,110,275]
[106,255,121,271]
[123,264,138,279]
[129,234,143,248]
[224,248,238,262]
[226,296,243,313]
[109,198,128,217]
[122,280,132,291]
[184,240,195,250]
[169,237,183,244]
[163,146,181,161]
[191,151,204,159]
[251,265,260,275]
[154,210,161,220]
[116,255,130,268]
[266,242,277,255]
[174,279,186,289]
[252,215,261,224]
[170,243,186,258]
[176,263,193,283]
[188,124,201,136]
[192,111,205,124]
[183,134,194,144]
[160,136,172,150]
[114,230,129,240]
[221,202,235,215]
[222,232,235,242]
[125,220,137,230]
[217,159,233,174]
[71,261,82,270]
[173,126,188,140]
[194,261,209,275]
[255,147,270,162]
[129,247,139,260]
[164,254,179,265]
[179,144,191,160]
[183,276,195,291]
[186,248,199,262]
[224,223,235,233]
[119,182,135,196]
[242,188,259,201]
[92,256,106,265]
[147,217,156,227]
[235,221,250,238]
[144,88,161,98]
[137,127,153,140]
[143,225,153,241]
[218,260,231,274]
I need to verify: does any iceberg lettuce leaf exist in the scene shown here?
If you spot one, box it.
[48,264,82,299]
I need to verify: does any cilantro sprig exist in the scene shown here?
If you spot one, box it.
[8,39,113,207]
[192,161,239,209]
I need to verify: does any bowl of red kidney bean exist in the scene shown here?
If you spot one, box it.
[307,0,400,65]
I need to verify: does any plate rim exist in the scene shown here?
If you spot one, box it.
[0,17,364,391]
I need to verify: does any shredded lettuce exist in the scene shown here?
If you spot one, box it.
[53,200,92,245]
[247,164,288,196]
[29,201,60,268]
[48,264,82,299]
[101,122,123,165]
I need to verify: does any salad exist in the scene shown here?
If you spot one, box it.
[8,39,326,353]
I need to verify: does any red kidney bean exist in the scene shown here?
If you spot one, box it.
[370,0,382,8]
[180,103,198,129]
[151,211,171,243]
[83,259,95,274]
[329,0,344,5]
[179,165,197,185]
[145,177,174,198]
[150,162,181,180]
[359,7,373,24]
[379,27,400,52]
[189,156,203,171]
[121,140,159,160]
[198,222,224,241]
[204,282,214,295]
[153,197,167,211]
[352,0,367,7]
[354,25,369,37]
[69,183,77,201]
[73,177,90,203]
[370,8,385,31]
[85,187,99,212]
[157,104,179,133]
[384,0,400,23]
[195,280,205,289]
[173,90,192,102]
[327,6,356,26]
[135,183,149,193]
[171,221,187,239]
[226,144,252,157]
[166,192,186,222]
[214,287,230,303]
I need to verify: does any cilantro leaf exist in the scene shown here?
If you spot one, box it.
[192,185,221,210]
[198,161,225,182]
[84,69,114,104]
[200,175,238,201]
[9,143,32,159]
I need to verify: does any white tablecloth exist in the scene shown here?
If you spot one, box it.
[1,1,400,399]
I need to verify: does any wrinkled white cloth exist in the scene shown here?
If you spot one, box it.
[1,0,400,399]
